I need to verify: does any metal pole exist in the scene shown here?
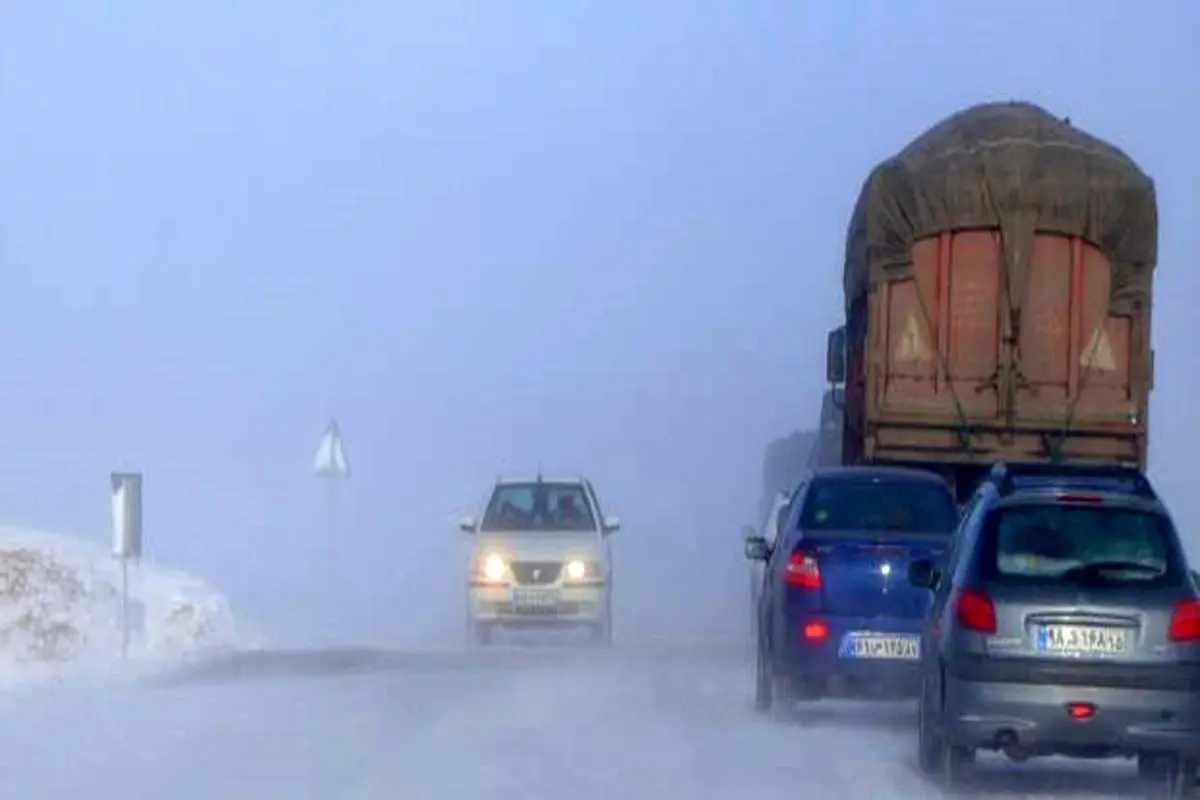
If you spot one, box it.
[120,556,129,661]
[327,476,339,586]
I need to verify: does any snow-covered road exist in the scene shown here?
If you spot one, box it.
[0,643,1151,799]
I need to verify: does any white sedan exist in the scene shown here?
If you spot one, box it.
[459,475,619,646]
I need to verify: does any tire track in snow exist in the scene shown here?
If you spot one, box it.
[0,645,1165,799]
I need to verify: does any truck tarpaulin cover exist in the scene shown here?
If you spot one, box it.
[844,101,1157,316]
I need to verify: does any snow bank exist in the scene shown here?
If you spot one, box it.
[0,526,243,683]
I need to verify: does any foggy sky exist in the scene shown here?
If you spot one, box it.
[0,1,1196,644]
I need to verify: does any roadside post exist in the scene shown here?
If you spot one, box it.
[312,419,350,584]
[110,471,143,662]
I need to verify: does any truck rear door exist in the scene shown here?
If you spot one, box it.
[873,230,1146,431]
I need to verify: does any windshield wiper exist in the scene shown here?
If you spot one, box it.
[1059,560,1162,583]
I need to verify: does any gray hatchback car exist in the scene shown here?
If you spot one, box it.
[910,463,1200,796]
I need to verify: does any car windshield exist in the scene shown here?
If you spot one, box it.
[980,503,1181,586]
[799,478,957,534]
[480,482,596,532]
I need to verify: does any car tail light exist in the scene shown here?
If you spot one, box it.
[1056,493,1102,505]
[1067,702,1095,720]
[955,589,997,634]
[784,550,821,590]
[1168,598,1200,642]
[803,620,829,641]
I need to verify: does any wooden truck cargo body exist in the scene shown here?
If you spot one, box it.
[846,229,1150,465]
[828,102,1157,498]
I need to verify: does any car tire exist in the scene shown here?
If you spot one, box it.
[754,638,773,714]
[471,622,492,647]
[755,636,795,721]
[916,682,941,775]
[938,739,972,792]
[588,589,614,648]
[1143,754,1197,798]
[768,682,796,722]
[589,617,613,648]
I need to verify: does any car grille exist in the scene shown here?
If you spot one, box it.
[510,562,562,585]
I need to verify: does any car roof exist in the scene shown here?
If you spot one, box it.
[809,465,950,486]
[991,486,1167,515]
[494,475,587,487]
[979,463,1167,515]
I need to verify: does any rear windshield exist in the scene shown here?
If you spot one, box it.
[979,503,1183,587]
[799,478,957,535]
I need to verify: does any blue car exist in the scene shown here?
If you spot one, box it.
[745,465,959,716]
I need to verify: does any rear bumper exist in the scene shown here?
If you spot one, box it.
[774,615,923,698]
[945,672,1200,757]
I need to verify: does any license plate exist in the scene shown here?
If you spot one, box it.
[839,632,920,660]
[1037,624,1131,656]
[511,588,560,610]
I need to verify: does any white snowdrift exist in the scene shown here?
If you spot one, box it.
[0,526,243,682]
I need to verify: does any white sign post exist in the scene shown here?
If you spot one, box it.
[312,419,350,583]
[110,472,143,662]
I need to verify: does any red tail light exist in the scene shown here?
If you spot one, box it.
[803,621,829,641]
[955,589,997,634]
[1168,598,1200,642]
[784,551,821,589]
[1056,493,1102,505]
[1067,702,1095,720]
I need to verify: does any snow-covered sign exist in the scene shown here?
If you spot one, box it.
[313,418,350,478]
[111,472,143,559]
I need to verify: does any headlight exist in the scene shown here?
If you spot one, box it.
[480,553,508,582]
[565,559,602,581]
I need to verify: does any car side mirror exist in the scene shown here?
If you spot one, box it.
[602,516,621,535]
[458,516,477,534]
[740,525,756,540]
[908,558,939,590]
[826,325,846,384]
[744,536,771,562]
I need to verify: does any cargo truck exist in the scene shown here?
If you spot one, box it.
[824,101,1157,501]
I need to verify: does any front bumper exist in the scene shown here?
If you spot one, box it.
[469,583,608,626]
[945,672,1200,758]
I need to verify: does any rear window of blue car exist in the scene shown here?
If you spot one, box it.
[977,502,1184,587]
[799,478,957,535]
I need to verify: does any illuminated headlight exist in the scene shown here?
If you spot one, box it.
[565,560,601,581]
[480,553,508,582]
